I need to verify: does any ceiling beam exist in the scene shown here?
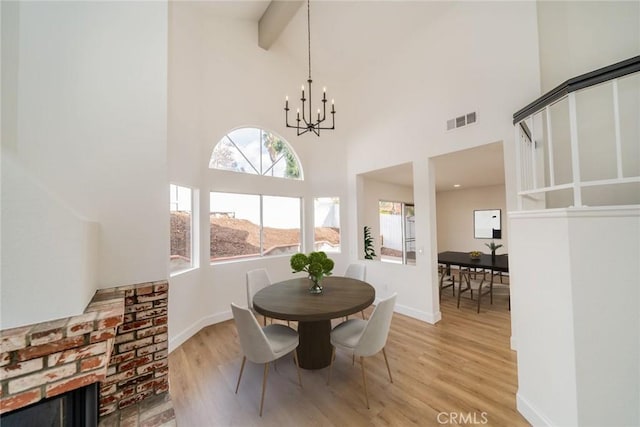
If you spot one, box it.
[258,0,304,50]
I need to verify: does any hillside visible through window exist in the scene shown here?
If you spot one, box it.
[210,193,340,262]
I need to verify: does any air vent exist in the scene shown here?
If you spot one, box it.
[446,111,477,131]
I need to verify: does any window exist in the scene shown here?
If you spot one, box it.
[314,197,340,252]
[209,127,302,180]
[379,201,415,265]
[210,192,301,261]
[170,184,196,273]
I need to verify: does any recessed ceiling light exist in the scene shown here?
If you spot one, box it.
[454,184,461,188]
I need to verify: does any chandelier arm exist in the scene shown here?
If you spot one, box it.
[316,112,335,130]
[321,98,327,122]
[300,94,307,124]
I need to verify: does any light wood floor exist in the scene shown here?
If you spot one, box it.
[168,290,529,426]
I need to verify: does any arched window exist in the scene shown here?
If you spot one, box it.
[209,127,302,180]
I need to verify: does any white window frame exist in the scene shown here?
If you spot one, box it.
[313,197,341,253]
[170,184,199,276]
[210,191,303,263]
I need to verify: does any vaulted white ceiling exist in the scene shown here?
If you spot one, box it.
[192,1,507,191]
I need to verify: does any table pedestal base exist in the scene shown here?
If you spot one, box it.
[296,320,333,369]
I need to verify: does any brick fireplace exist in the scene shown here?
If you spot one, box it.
[0,280,173,426]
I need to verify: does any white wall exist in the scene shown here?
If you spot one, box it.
[166,1,542,345]
[167,3,351,350]
[1,154,99,329]
[343,1,540,326]
[570,209,640,426]
[537,1,640,208]
[166,0,541,347]
[511,207,640,426]
[510,211,579,426]
[537,1,640,93]
[436,184,508,254]
[509,4,640,425]
[1,1,168,328]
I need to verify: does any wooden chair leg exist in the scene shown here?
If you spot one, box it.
[382,347,393,383]
[490,281,494,305]
[293,351,302,387]
[259,363,269,417]
[361,310,366,320]
[439,271,455,301]
[327,347,336,385]
[235,356,246,394]
[457,273,468,308]
[360,356,370,409]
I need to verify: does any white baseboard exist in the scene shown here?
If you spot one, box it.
[169,310,232,353]
[516,392,553,427]
[170,302,442,353]
[394,302,441,324]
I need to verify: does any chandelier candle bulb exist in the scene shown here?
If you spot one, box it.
[285,96,289,109]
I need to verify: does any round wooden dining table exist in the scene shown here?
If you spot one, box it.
[252,276,375,370]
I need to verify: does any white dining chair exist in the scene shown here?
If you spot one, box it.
[344,263,366,281]
[231,303,302,417]
[246,268,272,326]
[344,263,367,319]
[327,293,397,409]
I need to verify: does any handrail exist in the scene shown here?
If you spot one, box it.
[513,55,640,124]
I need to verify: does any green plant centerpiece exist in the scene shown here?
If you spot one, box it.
[290,251,335,294]
[485,241,503,260]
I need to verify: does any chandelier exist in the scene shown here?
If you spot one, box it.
[284,0,335,136]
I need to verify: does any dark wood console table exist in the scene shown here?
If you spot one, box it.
[252,276,375,370]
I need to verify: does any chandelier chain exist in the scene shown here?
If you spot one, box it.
[307,0,311,80]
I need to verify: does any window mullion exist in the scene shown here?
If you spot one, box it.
[259,130,263,175]
[262,153,285,176]
[226,135,260,175]
[260,195,264,256]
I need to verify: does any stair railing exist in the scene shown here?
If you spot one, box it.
[513,56,640,210]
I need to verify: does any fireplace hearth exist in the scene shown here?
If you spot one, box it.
[1,281,173,426]
[1,383,98,427]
